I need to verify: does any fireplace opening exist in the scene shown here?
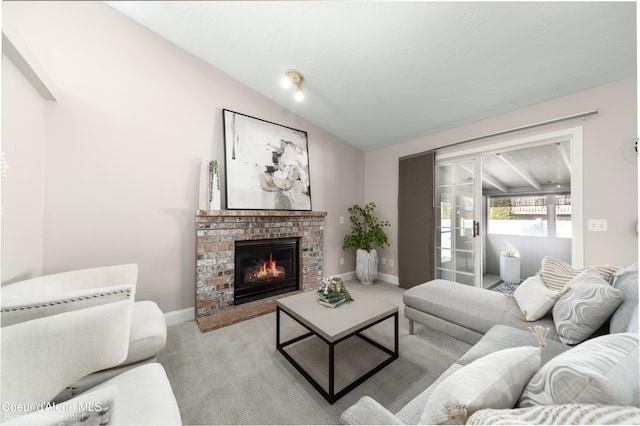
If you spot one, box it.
[234,238,299,305]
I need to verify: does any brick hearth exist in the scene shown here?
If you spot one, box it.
[195,210,326,332]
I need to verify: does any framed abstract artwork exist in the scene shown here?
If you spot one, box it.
[223,109,312,210]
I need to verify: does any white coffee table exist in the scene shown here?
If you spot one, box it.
[276,289,398,404]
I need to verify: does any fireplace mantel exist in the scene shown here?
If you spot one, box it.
[197,210,327,218]
[195,210,326,331]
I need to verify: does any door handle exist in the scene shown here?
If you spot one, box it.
[473,220,480,237]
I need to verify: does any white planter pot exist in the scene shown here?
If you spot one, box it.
[500,255,520,283]
[356,248,378,285]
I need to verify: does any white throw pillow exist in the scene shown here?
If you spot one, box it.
[519,333,639,408]
[419,346,540,425]
[513,275,560,321]
[552,269,623,345]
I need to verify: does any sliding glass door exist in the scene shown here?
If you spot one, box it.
[433,126,583,287]
[435,157,482,286]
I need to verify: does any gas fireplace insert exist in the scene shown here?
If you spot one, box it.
[234,238,299,305]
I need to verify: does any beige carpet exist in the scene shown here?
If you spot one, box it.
[158,280,471,425]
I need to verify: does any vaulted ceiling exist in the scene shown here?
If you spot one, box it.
[107,1,636,152]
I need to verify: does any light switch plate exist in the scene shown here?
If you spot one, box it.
[588,219,608,232]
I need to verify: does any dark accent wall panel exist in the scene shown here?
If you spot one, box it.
[398,151,435,289]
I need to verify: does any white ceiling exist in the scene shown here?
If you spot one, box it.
[480,141,572,195]
[106,1,636,152]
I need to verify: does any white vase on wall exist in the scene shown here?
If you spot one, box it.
[209,160,221,210]
[198,159,221,211]
[356,248,378,285]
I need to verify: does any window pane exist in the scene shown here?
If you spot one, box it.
[436,269,453,281]
[435,164,452,186]
[556,194,572,238]
[453,161,474,185]
[454,250,474,274]
[436,228,451,249]
[438,197,452,222]
[436,248,452,268]
[488,196,548,237]
[456,273,474,286]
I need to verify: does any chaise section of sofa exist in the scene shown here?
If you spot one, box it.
[403,278,558,345]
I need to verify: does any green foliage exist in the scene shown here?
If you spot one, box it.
[489,197,513,220]
[342,202,391,252]
[440,201,452,220]
[490,206,513,220]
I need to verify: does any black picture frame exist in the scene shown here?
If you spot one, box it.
[223,109,312,211]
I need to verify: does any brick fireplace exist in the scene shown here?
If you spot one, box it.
[195,210,326,332]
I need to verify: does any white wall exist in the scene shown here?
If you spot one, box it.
[367,78,638,279]
[1,57,46,282]
[2,2,364,312]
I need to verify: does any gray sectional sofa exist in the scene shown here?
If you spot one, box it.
[341,264,639,425]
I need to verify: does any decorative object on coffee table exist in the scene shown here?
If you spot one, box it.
[317,276,354,308]
[342,202,391,284]
[223,109,311,211]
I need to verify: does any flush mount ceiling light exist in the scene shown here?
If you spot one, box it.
[280,69,304,102]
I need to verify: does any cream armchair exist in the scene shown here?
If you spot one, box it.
[0,282,181,425]
[1,264,168,401]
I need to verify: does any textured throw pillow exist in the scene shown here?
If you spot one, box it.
[552,270,623,345]
[538,256,619,292]
[419,347,540,425]
[513,275,561,321]
[467,404,640,425]
[519,333,639,408]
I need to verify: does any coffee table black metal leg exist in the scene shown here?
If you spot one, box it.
[394,312,399,355]
[329,343,335,403]
[276,307,280,348]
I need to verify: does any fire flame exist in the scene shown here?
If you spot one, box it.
[256,253,282,278]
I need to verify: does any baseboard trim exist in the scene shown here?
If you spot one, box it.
[165,307,195,326]
[335,271,399,286]
[336,271,356,281]
[377,272,400,285]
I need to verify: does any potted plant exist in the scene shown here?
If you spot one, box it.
[342,202,391,284]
